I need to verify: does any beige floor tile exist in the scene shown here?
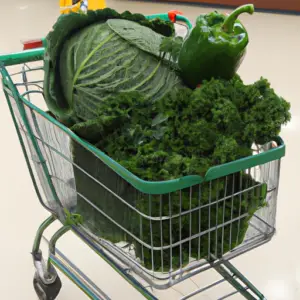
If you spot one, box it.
[0,1,299,299]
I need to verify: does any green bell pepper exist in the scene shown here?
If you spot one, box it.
[178,4,254,88]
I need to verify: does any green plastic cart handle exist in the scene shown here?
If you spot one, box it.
[146,13,193,30]
[0,48,44,67]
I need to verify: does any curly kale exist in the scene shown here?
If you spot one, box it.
[72,75,290,180]
[70,75,290,270]
[241,78,291,145]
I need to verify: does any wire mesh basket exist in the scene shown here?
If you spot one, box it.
[0,14,285,300]
[1,57,284,284]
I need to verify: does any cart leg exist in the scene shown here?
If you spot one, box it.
[32,215,65,300]
[32,216,56,253]
[32,215,57,284]
[47,225,71,271]
[214,261,266,300]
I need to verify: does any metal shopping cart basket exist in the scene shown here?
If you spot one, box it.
[0,12,285,300]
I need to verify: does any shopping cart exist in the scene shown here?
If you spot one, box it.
[0,12,285,300]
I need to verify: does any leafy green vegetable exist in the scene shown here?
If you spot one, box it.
[69,75,290,270]
[132,172,267,270]
[43,8,177,125]
[160,36,184,62]
[72,75,289,181]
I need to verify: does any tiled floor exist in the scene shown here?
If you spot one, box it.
[0,1,299,299]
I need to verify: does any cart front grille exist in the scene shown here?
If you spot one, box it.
[1,61,281,289]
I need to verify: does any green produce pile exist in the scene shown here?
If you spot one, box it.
[72,75,290,178]
[43,7,291,271]
[70,75,290,270]
[43,8,178,126]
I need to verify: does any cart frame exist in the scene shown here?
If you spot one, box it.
[0,12,283,300]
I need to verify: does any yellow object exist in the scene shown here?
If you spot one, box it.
[88,0,106,10]
[60,0,106,14]
[59,0,81,14]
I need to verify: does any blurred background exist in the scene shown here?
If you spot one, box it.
[142,0,300,12]
[0,1,299,299]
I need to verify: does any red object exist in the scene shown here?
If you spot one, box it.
[168,10,183,23]
[22,39,43,50]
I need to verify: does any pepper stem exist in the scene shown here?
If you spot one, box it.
[222,4,254,33]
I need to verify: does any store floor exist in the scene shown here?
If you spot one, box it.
[0,1,299,299]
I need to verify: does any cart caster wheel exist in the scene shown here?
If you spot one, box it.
[33,272,62,300]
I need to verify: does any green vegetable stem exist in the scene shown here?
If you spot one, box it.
[222,4,254,32]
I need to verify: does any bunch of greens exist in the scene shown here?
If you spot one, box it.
[69,75,290,270]
[72,75,290,179]
[43,8,178,126]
